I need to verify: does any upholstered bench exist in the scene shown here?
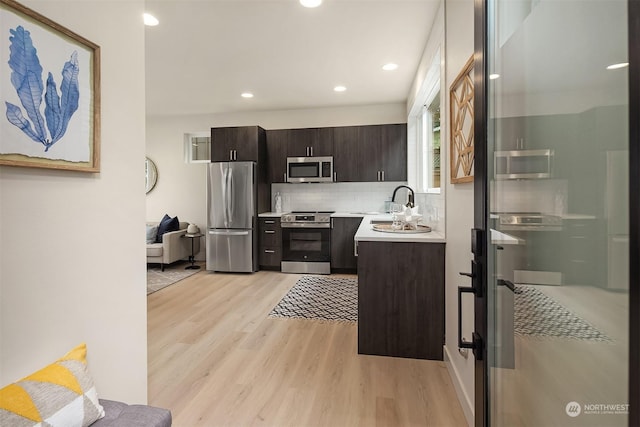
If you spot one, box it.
[0,343,172,427]
[92,399,171,427]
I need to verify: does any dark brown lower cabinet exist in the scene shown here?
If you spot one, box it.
[331,217,363,272]
[259,218,282,270]
[357,240,445,360]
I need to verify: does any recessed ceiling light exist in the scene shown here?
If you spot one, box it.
[300,0,322,7]
[143,13,159,26]
[334,86,346,92]
[241,92,254,98]
[382,63,398,71]
[606,62,629,70]
[489,73,500,80]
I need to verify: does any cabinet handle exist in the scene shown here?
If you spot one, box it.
[310,146,314,157]
[284,172,287,182]
[354,241,358,257]
[264,220,275,224]
[229,150,233,161]
[264,249,275,254]
[333,171,337,182]
[234,150,237,161]
[264,230,275,234]
[381,170,385,181]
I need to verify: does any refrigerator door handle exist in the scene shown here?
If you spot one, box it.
[223,165,230,227]
[228,167,235,223]
[209,230,251,236]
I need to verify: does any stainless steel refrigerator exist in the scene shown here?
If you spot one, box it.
[206,161,258,272]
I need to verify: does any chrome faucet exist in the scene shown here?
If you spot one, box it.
[391,185,415,208]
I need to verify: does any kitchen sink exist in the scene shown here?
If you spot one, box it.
[371,223,432,233]
[370,219,393,224]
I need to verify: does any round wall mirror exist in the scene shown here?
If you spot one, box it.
[145,157,158,194]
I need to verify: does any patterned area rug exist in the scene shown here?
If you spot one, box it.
[514,285,612,342]
[147,262,200,295]
[269,276,358,322]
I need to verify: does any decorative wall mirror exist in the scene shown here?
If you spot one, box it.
[145,157,158,194]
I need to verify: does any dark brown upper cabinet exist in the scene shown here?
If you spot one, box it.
[333,124,407,182]
[286,128,334,158]
[265,129,288,183]
[211,126,266,162]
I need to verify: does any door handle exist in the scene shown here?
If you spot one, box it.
[497,278,516,292]
[457,261,483,360]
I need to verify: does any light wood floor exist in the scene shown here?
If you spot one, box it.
[148,270,467,427]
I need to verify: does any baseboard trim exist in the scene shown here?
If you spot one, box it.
[444,345,474,427]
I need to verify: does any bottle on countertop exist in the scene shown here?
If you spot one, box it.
[275,192,282,213]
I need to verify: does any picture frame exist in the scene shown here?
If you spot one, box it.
[449,55,474,184]
[0,0,100,172]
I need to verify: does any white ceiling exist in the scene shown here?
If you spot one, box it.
[144,0,441,117]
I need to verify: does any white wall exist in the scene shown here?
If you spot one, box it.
[146,103,406,259]
[0,0,147,403]
[443,0,476,425]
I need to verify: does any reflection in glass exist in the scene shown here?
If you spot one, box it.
[486,0,629,425]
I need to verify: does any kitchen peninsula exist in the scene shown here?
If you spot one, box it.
[355,215,445,360]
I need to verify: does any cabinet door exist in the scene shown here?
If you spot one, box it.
[358,125,384,181]
[379,124,407,181]
[313,127,334,157]
[334,125,406,182]
[330,217,363,270]
[211,127,236,161]
[266,129,289,183]
[285,128,334,158]
[211,127,259,161]
[287,128,318,157]
[333,126,379,182]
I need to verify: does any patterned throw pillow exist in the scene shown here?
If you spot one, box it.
[0,343,105,427]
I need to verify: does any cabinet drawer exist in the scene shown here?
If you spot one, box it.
[259,218,282,247]
[261,228,281,247]
[259,247,282,266]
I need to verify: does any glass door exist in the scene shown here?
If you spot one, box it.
[481,0,631,425]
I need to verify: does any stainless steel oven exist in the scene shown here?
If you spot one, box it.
[281,211,333,274]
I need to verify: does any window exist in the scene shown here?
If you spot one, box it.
[410,49,442,193]
[184,132,210,163]
[420,95,441,190]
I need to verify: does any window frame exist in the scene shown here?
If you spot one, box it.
[184,132,211,164]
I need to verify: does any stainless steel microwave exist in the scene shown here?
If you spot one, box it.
[287,156,334,183]
[495,149,554,179]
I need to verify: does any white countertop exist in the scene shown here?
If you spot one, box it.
[354,214,446,243]
[490,229,524,245]
[258,212,283,218]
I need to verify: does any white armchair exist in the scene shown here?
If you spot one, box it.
[146,221,198,270]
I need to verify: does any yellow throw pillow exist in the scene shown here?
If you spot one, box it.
[0,343,105,427]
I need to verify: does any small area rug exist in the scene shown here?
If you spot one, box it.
[514,285,612,342]
[147,262,200,295]
[269,275,358,322]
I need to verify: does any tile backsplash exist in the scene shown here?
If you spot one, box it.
[271,182,446,232]
[271,182,404,213]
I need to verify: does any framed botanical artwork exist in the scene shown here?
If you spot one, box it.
[0,0,100,172]
[449,55,474,184]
